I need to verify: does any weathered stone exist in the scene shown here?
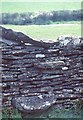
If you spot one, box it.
[35,61,65,69]
[58,35,81,47]
[48,49,59,53]
[12,51,28,57]
[36,54,45,58]
[12,46,23,50]
[2,75,14,80]
[62,67,68,70]
[1,28,83,114]
[42,75,62,80]
[18,73,29,80]
[23,54,36,59]
[23,64,34,68]
[2,38,18,45]
[27,71,38,78]
[12,94,56,113]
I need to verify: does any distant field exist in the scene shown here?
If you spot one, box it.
[1,2,81,13]
[1,23,81,41]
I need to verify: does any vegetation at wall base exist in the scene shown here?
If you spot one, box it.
[2,107,83,119]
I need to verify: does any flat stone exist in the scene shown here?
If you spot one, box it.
[12,46,23,50]
[35,61,65,69]
[42,75,61,80]
[2,75,14,80]
[48,49,59,53]
[62,67,68,70]
[12,94,56,113]
[12,51,27,57]
[36,54,45,58]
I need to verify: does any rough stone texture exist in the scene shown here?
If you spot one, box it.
[1,27,83,114]
[12,94,56,113]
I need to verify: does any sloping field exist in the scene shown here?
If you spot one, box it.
[2,23,81,41]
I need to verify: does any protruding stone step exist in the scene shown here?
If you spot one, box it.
[12,94,57,113]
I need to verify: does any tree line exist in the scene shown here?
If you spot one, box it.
[1,10,83,25]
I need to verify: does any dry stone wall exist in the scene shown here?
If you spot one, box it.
[1,27,83,114]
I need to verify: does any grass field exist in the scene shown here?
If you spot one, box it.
[2,107,83,119]
[1,22,81,41]
[1,2,82,13]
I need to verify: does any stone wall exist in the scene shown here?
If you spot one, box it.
[1,28,83,114]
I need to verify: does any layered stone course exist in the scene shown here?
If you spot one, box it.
[1,27,83,113]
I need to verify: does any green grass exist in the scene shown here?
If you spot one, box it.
[1,22,81,41]
[2,108,83,119]
[1,2,82,13]
[0,111,2,120]
[2,108,22,119]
